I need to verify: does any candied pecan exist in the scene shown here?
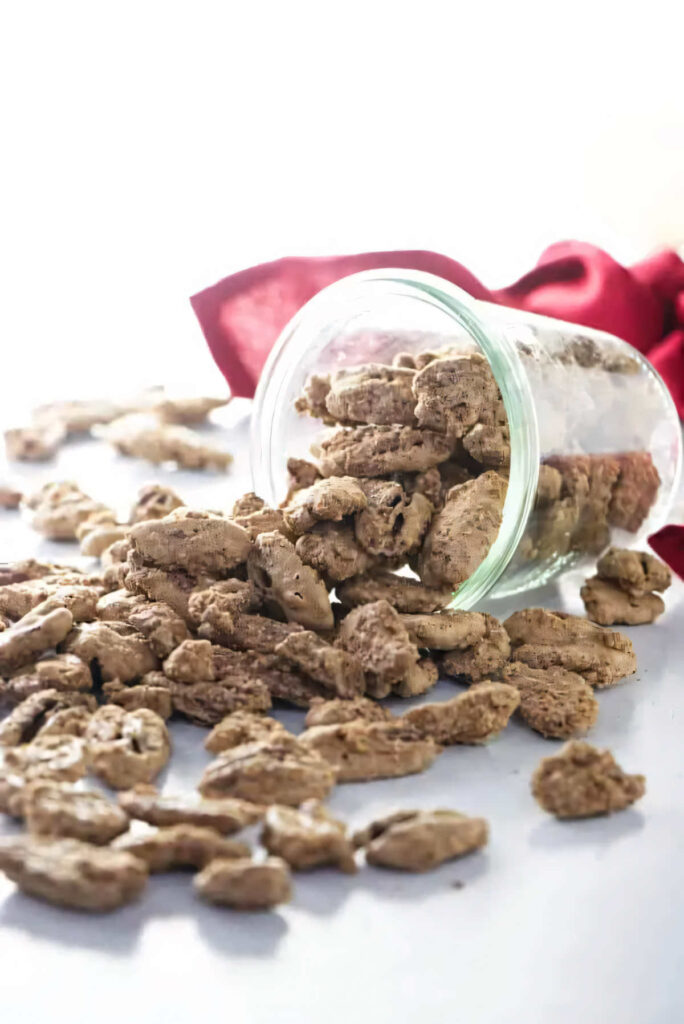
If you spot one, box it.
[102,679,173,720]
[85,706,170,789]
[354,480,432,559]
[544,453,621,554]
[393,657,439,698]
[124,553,216,622]
[284,476,368,536]
[188,579,261,627]
[29,484,112,540]
[151,674,272,726]
[23,780,129,843]
[199,611,302,654]
[130,507,251,575]
[336,570,453,613]
[0,689,95,746]
[31,398,124,433]
[404,683,519,744]
[462,421,510,467]
[127,600,190,657]
[531,740,645,818]
[440,614,511,682]
[4,422,65,462]
[356,809,488,871]
[100,413,233,471]
[284,457,321,503]
[324,363,417,426]
[0,835,148,911]
[24,481,82,510]
[299,720,439,782]
[535,464,563,506]
[608,452,660,532]
[1,653,93,704]
[115,824,249,871]
[295,373,332,419]
[275,630,364,698]
[199,737,336,805]
[194,856,292,909]
[152,394,229,425]
[0,580,100,623]
[234,506,293,541]
[596,547,671,596]
[261,800,356,873]
[163,639,216,683]
[247,531,333,630]
[417,472,506,588]
[581,577,665,626]
[118,784,264,833]
[95,589,145,621]
[0,484,22,509]
[36,706,93,739]
[304,696,395,728]
[0,559,57,586]
[337,600,419,690]
[295,521,375,581]
[129,483,184,523]
[80,524,129,558]
[399,610,487,650]
[314,424,452,478]
[258,662,327,708]
[3,734,87,785]
[205,712,289,754]
[412,354,499,438]
[0,601,74,674]
[503,608,637,688]
[503,662,598,739]
[62,620,158,682]
[232,493,266,516]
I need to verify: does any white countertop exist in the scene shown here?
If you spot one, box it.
[1,404,682,1024]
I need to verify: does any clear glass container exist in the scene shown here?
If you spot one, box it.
[251,269,681,608]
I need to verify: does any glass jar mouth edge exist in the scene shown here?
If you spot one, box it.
[250,268,541,610]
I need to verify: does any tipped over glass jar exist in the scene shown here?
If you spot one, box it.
[251,269,681,609]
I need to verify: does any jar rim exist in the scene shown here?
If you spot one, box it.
[251,268,540,609]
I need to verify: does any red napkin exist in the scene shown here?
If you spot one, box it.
[190,242,684,575]
[191,242,684,414]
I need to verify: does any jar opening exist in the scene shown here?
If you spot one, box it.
[251,268,540,609]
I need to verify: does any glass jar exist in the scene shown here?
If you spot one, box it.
[251,269,681,608]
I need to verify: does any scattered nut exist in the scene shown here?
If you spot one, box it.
[85,706,171,789]
[194,856,292,910]
[0,835,148,911]
[304,696,395,728]
[23,780,130,843]
[199,737,336,805]
[503,662,599,738]
[504,608,637,688]
[204,712,289,754]
[299,720,439,782]
[247,531,333,630]
[531,740,645,818]
[261,800,356,872]
[355,809,488,871]
[117,784,264,833]
[403,683,519,744]
[115,824,249,871]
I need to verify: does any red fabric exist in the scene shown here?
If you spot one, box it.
[649,525,684,580]
[191,242,684,576]
[190,242,684,413]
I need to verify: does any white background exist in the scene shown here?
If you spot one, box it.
[1,0,683,412]
[1,4,684,1023]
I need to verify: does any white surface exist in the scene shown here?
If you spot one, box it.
[1,409,683,1024]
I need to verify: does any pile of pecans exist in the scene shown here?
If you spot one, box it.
[0,348,669,914]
